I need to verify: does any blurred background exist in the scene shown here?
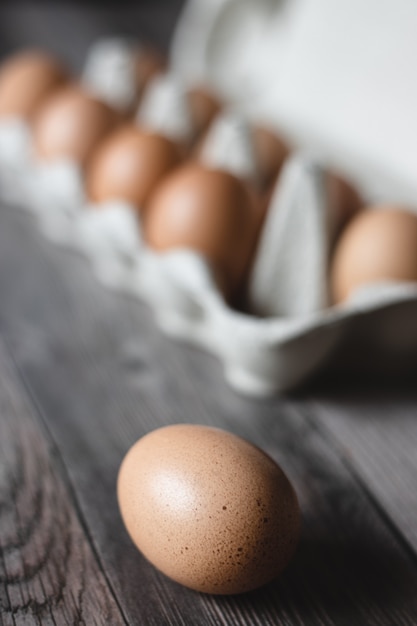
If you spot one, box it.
[0,1,185,69]
[2,0,417,390]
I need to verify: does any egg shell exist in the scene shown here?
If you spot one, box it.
[194,122,286,194]
[331,205,417,304]
[117,424,300,595]
[188,86,222,136]
[87,125,182,212]
[252,126,289,190]
[32,85,118,166]
[134,48,166,102]
[144,164,260,297]
[0,50,68,120]
[326,171,363,241]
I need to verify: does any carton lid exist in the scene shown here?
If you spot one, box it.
[172,0,417,203]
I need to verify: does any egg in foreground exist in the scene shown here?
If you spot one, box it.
[117,424,300,595]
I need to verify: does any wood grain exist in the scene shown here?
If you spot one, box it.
[1,206,417,624]
[307,387,417,557]
[0,336,126,626]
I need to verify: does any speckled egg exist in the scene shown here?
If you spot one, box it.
[117,424,300,595]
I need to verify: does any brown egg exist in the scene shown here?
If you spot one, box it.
[188,86,222,136]
[32,85,118,166]
[135,48,166,103]
[194,123,287,194]
[87,125,182,212]
[144,164,259,296]
[0,50,68,120]
[118,424,300,595]
[326,171,363,241]
[331,206,417,304]
[252,126,289,190]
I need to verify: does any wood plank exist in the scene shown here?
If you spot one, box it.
[306,385,417,557]
[0,337,126,626]
[1,206,417,624]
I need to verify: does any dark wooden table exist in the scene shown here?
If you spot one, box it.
[2,197,417,626]
[2,4,417,625]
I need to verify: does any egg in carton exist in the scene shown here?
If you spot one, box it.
[0,39,331,393]
[0,51,69,205]
[0,38,166,221]
[2,0,417,394]
[27,38,162,234]
[0,57,354,394]
[76,131,347,395]
[85,0,417,391]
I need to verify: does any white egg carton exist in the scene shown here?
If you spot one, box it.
[2,0,417,395]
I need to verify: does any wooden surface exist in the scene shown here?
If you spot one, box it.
[2,4,417,623]
[1,204,417,626]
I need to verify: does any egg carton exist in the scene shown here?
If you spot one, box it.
[2,131,417,394]
[2,0,417,395]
